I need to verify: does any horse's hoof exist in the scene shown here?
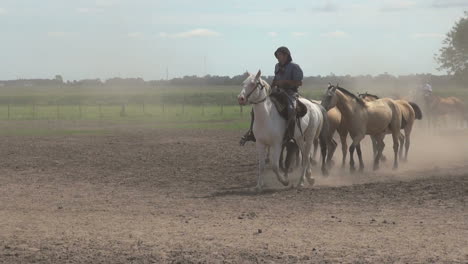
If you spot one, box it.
[254,185,263,193]
[308,177,315,186]
[322,169,329,177]
[310,159,318,166]
[277,175,289,186]
[297,181,306,189]
[359,166,364,173]
[381,156,387,162]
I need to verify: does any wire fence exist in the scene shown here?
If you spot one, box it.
[0,103,248,121]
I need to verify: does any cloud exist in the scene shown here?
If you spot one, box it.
[268,32,278,37]
[432,0,468,8]
[380,1,416,11]
[412,33,445,39]
[322,30,348,38]
[292,32,307,37]
[159,28,220,38]
[128,32,144,38]
[0,8,6,15]
[311,0,338,12]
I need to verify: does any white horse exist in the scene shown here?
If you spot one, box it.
[237,70,328,191]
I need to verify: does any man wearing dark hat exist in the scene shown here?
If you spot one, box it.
[240,46,303,146]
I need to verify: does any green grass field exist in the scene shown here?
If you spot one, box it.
[0,84,466,133]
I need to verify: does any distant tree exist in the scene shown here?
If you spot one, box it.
[435,11,468,83]
[54,74,63,83]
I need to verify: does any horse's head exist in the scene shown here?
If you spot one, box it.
[321,83,338,110]
[237,70,268,105]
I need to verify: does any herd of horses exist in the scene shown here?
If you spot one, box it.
[237,71,467,192]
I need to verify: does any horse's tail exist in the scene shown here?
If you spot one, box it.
[409,102,423,120]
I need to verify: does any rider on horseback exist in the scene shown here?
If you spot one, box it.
[240,46,304,146]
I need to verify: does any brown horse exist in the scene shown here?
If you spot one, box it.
[423,93,466,127]
[359,92,423,162]
[311,101,348,168]
[321,85,402,172]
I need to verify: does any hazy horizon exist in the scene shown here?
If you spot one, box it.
[1,0,467,81]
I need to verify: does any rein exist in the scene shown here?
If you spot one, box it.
[246,81,268,104]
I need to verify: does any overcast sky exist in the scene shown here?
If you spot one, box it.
[1,0,467,81]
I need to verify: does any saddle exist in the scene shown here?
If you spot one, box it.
[269,92,308,120]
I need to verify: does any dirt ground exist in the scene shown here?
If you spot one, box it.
[0,122,467,263]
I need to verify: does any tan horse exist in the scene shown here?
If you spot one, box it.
[424,94,466,127]
[321,85,402,171]
[359,93,423,162]
[311,101,348,168]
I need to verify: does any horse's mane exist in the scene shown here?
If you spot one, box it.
[359,92,379,100]
[260,78,271,94]
[335,86,366,107]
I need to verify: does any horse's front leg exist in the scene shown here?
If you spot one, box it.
[326,138,337,169]
[356,143,364,172]
[349,144,356,173]
[339,131,348,169]
[270,143,289,187]
[373,134,385,170]
[298,140,313,188]
[320,136,329,176]
[391,131,400,170]
[349,135,365,173]
[255,143,267,191]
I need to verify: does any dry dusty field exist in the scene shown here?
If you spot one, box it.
[0,121,467,263]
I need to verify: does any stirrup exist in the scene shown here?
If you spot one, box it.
[239,131,256,146]
[282,137,297,148]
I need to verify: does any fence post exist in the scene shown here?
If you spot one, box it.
[142,102,146,115]
[7,104,10,120]
[56,104,60,120]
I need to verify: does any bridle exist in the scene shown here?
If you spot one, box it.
[245,80,268,104]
